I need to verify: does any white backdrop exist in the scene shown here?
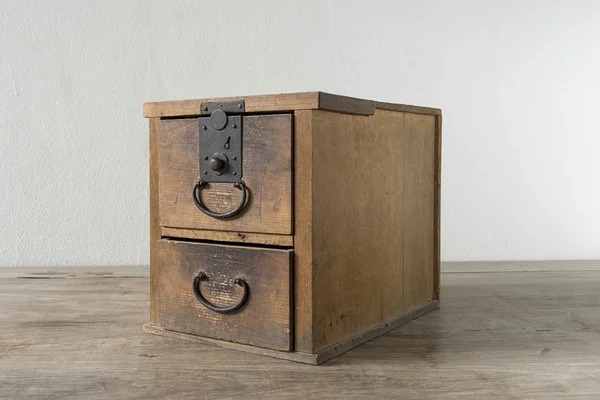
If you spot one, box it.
[1,0,599,267]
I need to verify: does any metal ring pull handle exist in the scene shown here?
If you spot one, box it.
[192,179,248,219]
[192,272,249,314]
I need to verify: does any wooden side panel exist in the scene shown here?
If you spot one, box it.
[403,113,436,310]
[149,118,160,323]
[157,114,292,235]
[156,240,293,351]
[293,110,314,353]
[310,109,410,352]
[434,115,442,300]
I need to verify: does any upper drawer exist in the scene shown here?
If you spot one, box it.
[157,114,292,235]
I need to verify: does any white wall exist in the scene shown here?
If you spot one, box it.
[1,0,599,267]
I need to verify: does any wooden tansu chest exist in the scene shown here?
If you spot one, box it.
[142,92,441,364]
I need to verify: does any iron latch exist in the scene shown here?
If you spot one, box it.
[198,100,245,183]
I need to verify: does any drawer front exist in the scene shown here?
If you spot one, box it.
[157,114,292,235]
[156,240,293,351]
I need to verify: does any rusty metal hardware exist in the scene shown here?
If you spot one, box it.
[192,271,249,314]
[198,101,244,183]
[193,101,249,219]
[200,101,245,115]
[192,179,249,219]
[208,153,228,176]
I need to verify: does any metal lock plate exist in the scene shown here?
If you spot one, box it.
[198,101,244,183]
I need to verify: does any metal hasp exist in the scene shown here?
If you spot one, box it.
[198,101,245,183]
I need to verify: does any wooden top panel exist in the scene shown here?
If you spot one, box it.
[143,92,441,118]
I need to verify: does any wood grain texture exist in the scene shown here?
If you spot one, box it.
[313,300,438,364]
[3,265,600,399]
[161,227,293,247]
[292,110,314,353]
[445,259,600,272]
[373,101,442,116]
[156,240,293,351]
[310,109,408,351]
[157,114,292,235]
[402,112,436,310]
[144,300,437,365]
[144,324,319,365]
[318,92,374,115]
[144,92,320,118]
[149,118,160,323]
[434,115,442,300]
[308,109,438,352]
[143,92,438,118]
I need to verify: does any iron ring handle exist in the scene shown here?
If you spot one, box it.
[192,179,248,219]
[192,272,249,314]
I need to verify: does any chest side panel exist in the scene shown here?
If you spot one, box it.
[310,109,437,352]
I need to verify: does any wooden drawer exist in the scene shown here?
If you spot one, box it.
[157,114,292,235]
[156,239,293,351]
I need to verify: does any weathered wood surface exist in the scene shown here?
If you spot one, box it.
[373,100,442,116]
[309,109,438,352]
[143,91,441,118]
[161,227,294,247]
[145,300,438,365]
[156,240,293,351]
[402,112,436,310]
[144,92,321,118]
[157,114,293,235]
[2,265,600,399]
[433,115,442,300]
[291,110,314,353]
[149,118,160,323]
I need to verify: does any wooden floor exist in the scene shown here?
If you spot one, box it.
[1,262,600,399]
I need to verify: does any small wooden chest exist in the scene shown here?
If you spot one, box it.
[143,92,441,364]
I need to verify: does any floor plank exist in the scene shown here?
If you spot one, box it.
[0,266,599,399]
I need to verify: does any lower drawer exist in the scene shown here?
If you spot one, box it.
[156,239,293,351]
